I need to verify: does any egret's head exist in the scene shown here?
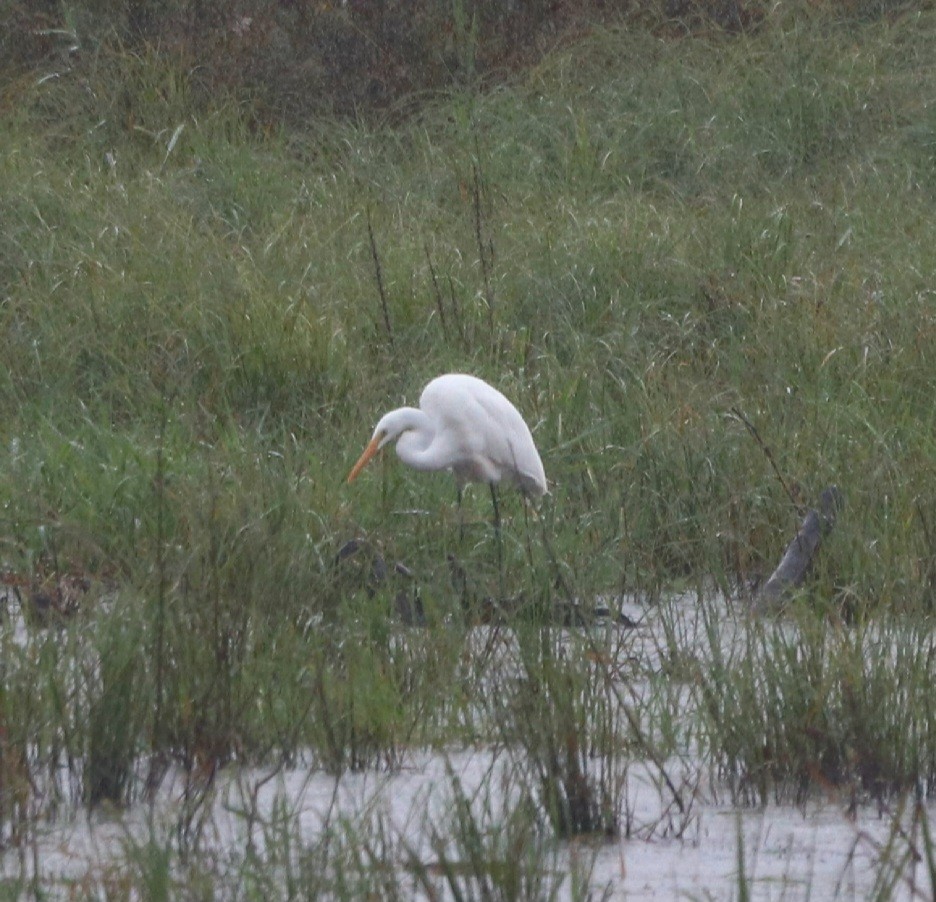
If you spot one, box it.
[346,409,419,485]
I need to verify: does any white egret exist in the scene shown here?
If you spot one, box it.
[346,373,547,500]
[346,372,546,594]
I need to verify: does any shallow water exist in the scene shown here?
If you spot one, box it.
[2,592,931,899]
[12,747,922,900]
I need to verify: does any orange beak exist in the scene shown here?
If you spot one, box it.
[346,434,383,484]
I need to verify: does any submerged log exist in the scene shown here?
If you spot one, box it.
[753,485,844,611]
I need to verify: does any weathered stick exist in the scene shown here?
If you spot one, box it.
[753,485,844,611]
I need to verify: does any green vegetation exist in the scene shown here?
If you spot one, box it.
[2,0,936,895]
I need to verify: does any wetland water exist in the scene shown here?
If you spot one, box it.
[2,593,930,899]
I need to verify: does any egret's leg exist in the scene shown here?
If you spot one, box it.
[457,484,465,542]
[490,483,503,594]
[522,492,535,568]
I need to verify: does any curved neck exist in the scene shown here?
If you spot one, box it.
[396,416,439,471]
[377,407,448,470]
[380,407,439,472]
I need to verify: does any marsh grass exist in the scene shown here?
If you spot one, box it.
[485,626,633,839]
[2,1,936,894]
[696,602,936,806]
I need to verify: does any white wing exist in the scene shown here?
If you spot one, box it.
[419,374,547,496]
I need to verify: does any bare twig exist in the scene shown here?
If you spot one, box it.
[367,210,394,348]
[471,160,495,338]
[424,243,448,342]
[730,407,801,512]
[447,274,467,348]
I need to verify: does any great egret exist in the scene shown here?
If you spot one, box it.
[346,373,546,593]
[346,373,547,499]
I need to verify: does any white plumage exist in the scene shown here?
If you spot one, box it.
[347,373,547,497]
